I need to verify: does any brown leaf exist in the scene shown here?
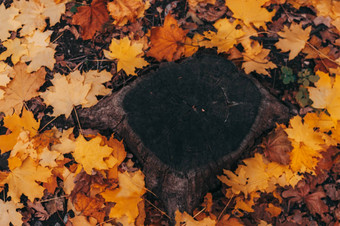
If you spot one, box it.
[74,193,106,222]
[304,190,328,216]
[262,127,292,165]
[72,0,109,40]
[147,14,188,61]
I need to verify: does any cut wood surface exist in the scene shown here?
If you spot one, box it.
[77,54,290,217]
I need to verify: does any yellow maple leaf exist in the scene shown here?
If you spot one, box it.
[5,157,51,203]
[284,115,324,151]
[289,141,322,173]
[174,210,216,226]
[0,38,28,64]
[308,71,340,121]
[101,170,145,223]
[104,36,148,76]
[225,0,275,28]
[107,0,150,26]
[234,191,260,213]
[13,0,65,36]
[0,200,24,226]
[0,4,21,41]
[242,41,276,76]
[199,18,244,53]
[0,63,46,115]
[83,70,112,107]
[275,23,311,60]
[303,111,335,132]
[0,62,12,87]
[51,128,75,154]
[73,135,115,174]
[40,72,91,117]
[0,108,39,153]
[218,167,247,195]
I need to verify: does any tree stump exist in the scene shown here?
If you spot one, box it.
[77,54,289,217]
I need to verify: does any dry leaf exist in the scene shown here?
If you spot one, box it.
[147,14,188,61]
[40,72,91,117]
[0,4,21,41]
[0,38,28,64]
[72,0,109,40]
[0,63,46,115]
[225,0,275,28]
[275,23,311,60]
[5,157,52,203]
[74,135,115,174]
[108,0,150,26]
[262,127,292,165]
[175,210,216,226]
[0,200,24,226]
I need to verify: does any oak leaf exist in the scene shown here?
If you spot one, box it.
[147,14,188,61]
[101,170,145,223]
[72,0,109,40]
[0,200,24,226]
[73,135,115,174]
[262,127,292,165]
[199,18,244,53]
[104,36,148,76]
[0,4,21,41]
[275,23,311,60]
[0,63,46,115]
[225,0,275,28]
[0,108,40,154]
[108,0,150,26]
[175,210,216,226]
[40,72,91,117]
[5,157,52,203]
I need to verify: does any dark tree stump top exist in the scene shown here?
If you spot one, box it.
[77,54,289,217]
[122,56,261,172]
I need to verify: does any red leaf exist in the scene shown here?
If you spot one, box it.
[72,0,110,40]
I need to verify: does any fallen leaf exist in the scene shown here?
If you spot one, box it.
[5,157,52,203]
[147,14,188,61]
[275,23,311,60]
[242,42,276,76]
[74,193,105,222]
[101,170,145,223]
[0,38,28,64]
[72,0,109,40]
[83,70,112,107]
[104,36,148,76]
[73,135,115,174]
[262,127,292,165]
[175,210,216,226]
[199,18,244,53]
[0,199,24,226]
[0,108,40,153]
[265,203,281,217]
[40,72,91,117]
[0,4,21,41]
[107,0,150,26]
[225,0,275,28]
[0,63,46,115]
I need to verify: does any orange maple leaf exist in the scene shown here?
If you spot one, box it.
[147,14,188,62]
[72,0,110,40]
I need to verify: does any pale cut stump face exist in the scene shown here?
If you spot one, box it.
[77,54,289,218]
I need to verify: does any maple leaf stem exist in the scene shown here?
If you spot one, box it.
[144,198,171,219]
[193,206,206,219]
[306,42,340,66]
[73,106,83,135]
[38,117,57,133]
[217,193,234,221]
